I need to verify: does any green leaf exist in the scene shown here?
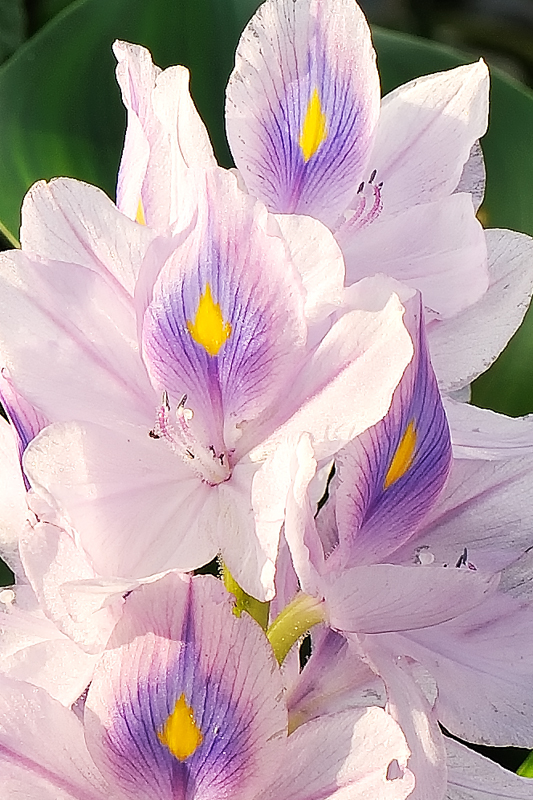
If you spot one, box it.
[0,0,261,245]
[0,0,26,64]
[29,0,78,31]
[373,28,533,416]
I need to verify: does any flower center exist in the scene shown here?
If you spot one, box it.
[335,169,383,239]
[150,392,231,486]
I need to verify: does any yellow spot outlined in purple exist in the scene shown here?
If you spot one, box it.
[157,693,203,761]
[187,283,232,356]
[299,88,328,162]
[384,420,417,489]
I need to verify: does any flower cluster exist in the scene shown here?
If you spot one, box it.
[1,0,533,798]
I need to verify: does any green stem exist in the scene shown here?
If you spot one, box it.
[517,751,533,778]
[222,565,270,631]
[267,593,326,664]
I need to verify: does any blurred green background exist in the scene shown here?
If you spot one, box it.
[1,0,533,775]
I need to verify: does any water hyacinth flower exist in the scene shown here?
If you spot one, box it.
[0,573,415,800]
[226,0,533,397]
[276,291,533,797]
[113,0,533,401]
[0,165,413,602]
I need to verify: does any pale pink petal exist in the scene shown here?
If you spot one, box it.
[0,418,27,574]
[20,520,123,653]
[257,706,414,800]
[274,213,345,325]
[281,433,325,596]
[446,398,533,459]
[500,549,533,601]
[445,737,533,800]
[20,178,157,297]
[270,531,300,623]
[428,229,533,392]
[454,141,485,210]
[152,66,215,168]
[200,457,276,601]
[338,193,488,319]
[226,0,380,225]
[247,280,414,462]
[114,41,215,231]
[113,40,160,220]
[394,590,533,746]
[24,421,217,580]
[0,251,155,428]
[0,585,97,706]
[371,60,489,214]
[0,675,109,799]
[0,368,48,483]
[287,630,387,729]
[365,643,447,800]
[325,564,498,633]
[391,454,533,573]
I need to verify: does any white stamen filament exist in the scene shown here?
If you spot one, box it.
[151,395,231,486]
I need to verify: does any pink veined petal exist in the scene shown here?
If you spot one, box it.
[445,736,533,800]
[338,192,488,320]
[256,706,414,800]
[0,250,156,429]
[364,643,447,800]
[324,564,498,634]
[226,0,380,226]
[85,574,287,800]
[393,589,533,747]
[142,168,307,456]
[390,453,533,574]
[331,291,452,568]
[24,421,217,580]
[0,675,109,800]
[370,60,489,214]
[20,177,157,298]
[446,398,533,460]
[428,228,533,392]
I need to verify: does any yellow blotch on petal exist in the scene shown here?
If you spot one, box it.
[135,198,146,226]
[157,693,203,761]
[299,88,328,162]
[187,283,232,356]
[384,420,417,489]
